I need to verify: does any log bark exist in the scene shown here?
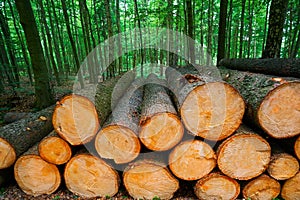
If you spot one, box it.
[281,172,300,200]
[194,172,240,200]
[94,79,143,164]
[169,139,216,181]
[219,58,300,78]
[52,94,100,145]
[242,174,281,200]
[217,126,271,180]
[220,67,300,139]
[165,66,245,141]
[139,74,184,151]
[123,160,179,200]
[294,135,300,160]
[0,105,54,169]
[64,153,120,198]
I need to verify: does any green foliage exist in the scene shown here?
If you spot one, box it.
[0,187,6,196]
[152,196,161,200]
[52,195,60,200]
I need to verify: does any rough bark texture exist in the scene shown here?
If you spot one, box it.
[123,160,179,200]
[219,58,300,78]
[194,172,240,200]
[294,135,300,160]
[220,67,300,139]
[165,66,245,141]
[0,105,54,169]
[169,139,216,181]
[242,174,281,200]
[64,153,120,198]
[281,172,300,200]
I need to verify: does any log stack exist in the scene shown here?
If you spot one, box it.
[0,62,299,199]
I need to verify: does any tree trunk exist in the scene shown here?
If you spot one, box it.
[220,67,300,138]
[116,0,123,73]
[165,66,245,141]
[139,74,183,151]
[186,0,195,64]
[239,0,246,58]
[194,172,240,200]
[123,160,179,199]
[219,58,300,78]
[217,0,228,65]
[281,172,300,200]
[0,105,54,169]
[242,174,281,200]
[206,0,213,65]
[64,153,120,198]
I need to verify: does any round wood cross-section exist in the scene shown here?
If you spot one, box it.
[0,138,16,169]
[281,172,300,200]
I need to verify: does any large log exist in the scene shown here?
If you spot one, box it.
[64,153,120,198]
[123,160,179,200]
[281,172,300,200]
[194,172,240,200]
[139,74,184,151]
[219,58,300,78]
[169,139,216,181]
[94,79,143,164]
[220,67,300,139]
[165,66,245,141]
[0,105,54,169]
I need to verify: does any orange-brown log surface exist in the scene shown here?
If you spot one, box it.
[281,172,300,200]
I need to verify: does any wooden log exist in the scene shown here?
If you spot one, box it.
[165,66,245,141]
[220,67,300,139]
[123,160,179,200]
[38,131,72,165]
[194,172,240,200]
[267,153,299,180]
[52,94,100,145]
[242,174,281,200]
[217,126,271,180]
[139,74,184,151]
[3,112,29,124]
[219,58,300,78]
[94,79,143,164]
[295,135,300,160]
[169,139,216,181]
[0,105,54,169]
[64,153,120,198]
[281,172,300,200]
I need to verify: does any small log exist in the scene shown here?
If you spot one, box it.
[217,126,271,180]
[52,94,100,145]
[242,174,281,200]
[139,74,184,151]
[123,160,179,200]
[267,153,299,180]
[294,135,300,160]
[220,67,300,139]
[219,58,300,78]
[281,172,300,200]
[165,66,245,141]
[64,153,120,198]
[94,79,143,164]
[0,105,54,169]
[38,131,72,165]
[169,139,216,181]
[194,172,240,200]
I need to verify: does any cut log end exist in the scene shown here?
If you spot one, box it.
[181,82,245,141]
[258,81,300,138]
[39,136,72,165]
[95,125,141,164]
[53,94,100,145]
[14,155,61,197]
[123,160,179,200]
[294,136,300,160]
[267,153,299,180]
[169,140,216,181]
[64,154,119,198]
[243,174,281,200]
[139,113,184,151]
[0,138,16,169]
[194,173,240,200]
[217,134,271,180]
[281,172,300,200]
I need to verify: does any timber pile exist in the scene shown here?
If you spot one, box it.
[0,62,299,199]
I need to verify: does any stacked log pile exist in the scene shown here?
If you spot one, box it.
[0,63,299,199]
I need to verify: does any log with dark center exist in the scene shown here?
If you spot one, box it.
[281,172,300,200]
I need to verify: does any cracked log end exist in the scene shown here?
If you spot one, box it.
[181,82,245,141]
[123,160,179,200]
[0,138,16,169]
[64,154,119,198]
[53,94,100,145]
[194,172,240,200]
[258,81,300,138]
[14,155,61,197]
[169,140,216,181]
